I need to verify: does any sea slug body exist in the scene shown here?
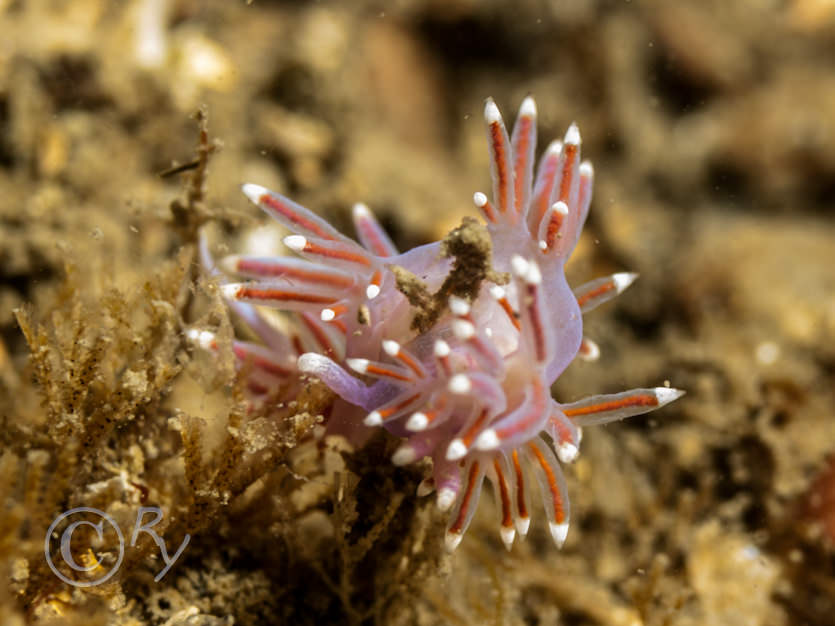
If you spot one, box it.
[197,96,684,551]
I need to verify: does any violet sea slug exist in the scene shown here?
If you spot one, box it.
[199,96,683,551]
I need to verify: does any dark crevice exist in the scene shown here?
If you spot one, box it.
[262,62,319,112]
[705,159,751,204]
[648,50,719,116]
[0,95,13,168]
[39,54,112,112]
[614,308,664,341]
[416,15,535,72]
[710,436,775,522]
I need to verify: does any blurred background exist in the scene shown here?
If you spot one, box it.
[1,1,834,625]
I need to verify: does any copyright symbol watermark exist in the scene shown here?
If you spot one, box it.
[44,506,189,587]
[44,507,124,588]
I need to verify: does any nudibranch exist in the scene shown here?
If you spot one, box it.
[194,97,683,551]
